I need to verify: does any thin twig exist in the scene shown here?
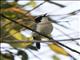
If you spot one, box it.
[28,49,41,60]
[48,17,70,29]
[1,14,80,54]
[47,9,80,29]
[55,27,80,46]
[56,9,80,20]
[1,38,80,43]
[47,1,65,7]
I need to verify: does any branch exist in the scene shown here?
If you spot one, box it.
[48,17,70,29]
[47,9,80,30]
[55,27,80,46]
[47,1,65,7]
[1,14,80,54]
[1,38,80,43]
[46,9,80,16]
[58,9,80,20]
[28,49,41,60]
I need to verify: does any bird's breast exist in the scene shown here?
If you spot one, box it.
[36,23,53,35]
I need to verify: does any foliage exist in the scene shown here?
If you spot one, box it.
[0,53,14,60]
[0,0,37,60]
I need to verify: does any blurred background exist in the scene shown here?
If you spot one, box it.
[0,0,80,60]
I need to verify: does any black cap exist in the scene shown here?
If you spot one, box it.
[35,13,47,23]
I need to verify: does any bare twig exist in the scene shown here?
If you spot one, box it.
[48,17,70,29]
[47,1,65,7]
[58,9,80,20]
[55,27,80,46]
[28,49,41,60]
[1,38,80,43]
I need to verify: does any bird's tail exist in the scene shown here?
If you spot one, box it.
[36,42,40,49]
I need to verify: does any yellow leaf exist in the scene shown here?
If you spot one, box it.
[48,42,69,56]
[27,0,36,8]
[2,20,33,48]
[8,29,33,48]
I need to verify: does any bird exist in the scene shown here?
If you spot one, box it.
[32,14,77,60]
[33,14,53,49]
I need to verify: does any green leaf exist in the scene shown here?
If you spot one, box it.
[3,11,17,19]
[0,53,14,60]
[0,3,14,9]
[17,50,28,60]
[0,0,6,2]
[52,55,60,60]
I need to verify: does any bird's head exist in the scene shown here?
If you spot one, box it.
[35,13,47,23]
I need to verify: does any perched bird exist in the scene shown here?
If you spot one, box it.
[33,14,76,60]
[33,14,53,49]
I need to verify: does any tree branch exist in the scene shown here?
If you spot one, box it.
[47,1,65,7]
[1,38,80,43]
[55,27,80,46]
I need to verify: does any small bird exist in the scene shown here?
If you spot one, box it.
[33,14,77,60]
[33,14,53,49]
